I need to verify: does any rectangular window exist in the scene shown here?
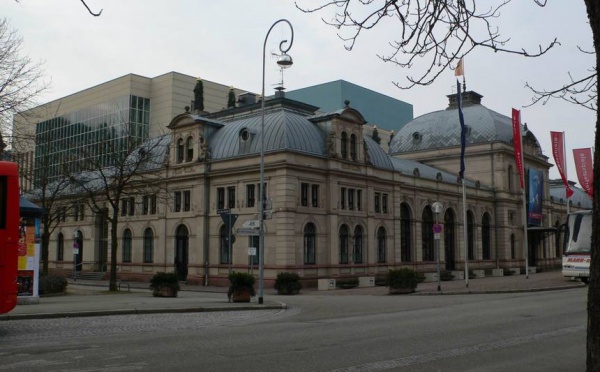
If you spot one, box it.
[246,184,255,208]
[311,184,319,207]
[121,199,127,216]
[142,195,149,215]
[301,183,309,206]
[128,197,135,216]
[341,187,346,210]
[382,193,388,214]
[348,188,355,210]
[227,186,236,209]
[374,192,381,213]
[184,190,191,211]
[150,194,157,214]
[217,187,225,209]
[357,189,362,211]
[73,203,79,221]
[174,191,182,212]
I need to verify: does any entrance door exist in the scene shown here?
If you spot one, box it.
[74,233,83,271]
[175,225,189,281]
[444,210,456,271]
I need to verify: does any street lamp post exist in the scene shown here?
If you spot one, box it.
[432,201,443,292]
[258,19,294,305]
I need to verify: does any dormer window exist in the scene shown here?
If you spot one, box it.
[412,132,422,144]
[240,128,251,141]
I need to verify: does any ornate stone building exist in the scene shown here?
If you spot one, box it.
[38,86,590,286]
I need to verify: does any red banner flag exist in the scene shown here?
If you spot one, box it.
[512,109,524,189]
[550,131,574,198]
[573,148,594,198]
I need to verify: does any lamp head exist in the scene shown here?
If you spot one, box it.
[277,53,293,68]
[432,201,443,214]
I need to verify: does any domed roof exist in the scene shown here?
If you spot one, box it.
[389,104,514,154]
[363,135,393,170]
[550,183,592,210]
[210,109,326,160]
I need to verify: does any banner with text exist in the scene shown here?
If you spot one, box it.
[512,109,524,189]
[550,131,573,198]
[573,147,594,198]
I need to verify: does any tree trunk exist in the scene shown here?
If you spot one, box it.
[586,1,600,370]
[109,211,119,292]
[41,229,50,276]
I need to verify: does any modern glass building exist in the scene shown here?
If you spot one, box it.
[34,95,150,183]
[13,72,247,191]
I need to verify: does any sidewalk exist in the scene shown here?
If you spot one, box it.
[0,270,585,321]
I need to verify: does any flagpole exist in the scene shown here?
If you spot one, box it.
[457,79,469,288]
[462,180,469,287]
[563,132,570,216]
[519,119,529,279]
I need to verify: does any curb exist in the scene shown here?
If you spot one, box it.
[0,304,287,321]
[413,283,585,295]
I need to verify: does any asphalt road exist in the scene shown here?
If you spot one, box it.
[0,287,586,372]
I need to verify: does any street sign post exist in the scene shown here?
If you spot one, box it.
[242,220,260,229]
[237,228,260,236]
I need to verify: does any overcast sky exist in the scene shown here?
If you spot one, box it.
[5,0,595,182]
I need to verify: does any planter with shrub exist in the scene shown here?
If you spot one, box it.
[227,271,256,302]
[274,272,302,295]
[150,272,180,297]
[386,268,419,294]
[39,275,68,295]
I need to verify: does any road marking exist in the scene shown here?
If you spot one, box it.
[328,325,585,372]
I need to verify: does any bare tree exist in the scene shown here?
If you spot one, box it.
[70,128,170,292]
[296,1,557,88]
[14,0,102,16]
[0,18,47,151]
[296,0,600,370]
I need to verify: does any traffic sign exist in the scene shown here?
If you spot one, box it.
[242,220,260,229]
[433,223,443,234]
[237,228,260,236]
[248,247,257,256]
[217,208,230,214]
[220,212,238,229]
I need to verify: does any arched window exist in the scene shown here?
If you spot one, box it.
[176,138,184,163]
[482,213,491,260]
[57,233,64,261]
[377,227,386,263]
[510,234,516,260]
[444,209,456,271]
[400,203,412,262]
[422,206,434,261]
[185,136,194,162]
[341,132,348,159]
[220,225,229,264]
[122,229,132,263]
[350,134,357,161]
[467,211,475,260]
[304,223,316,265]
[143,228,154,263]
[339,225,349,264]
[353,226,363,263]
